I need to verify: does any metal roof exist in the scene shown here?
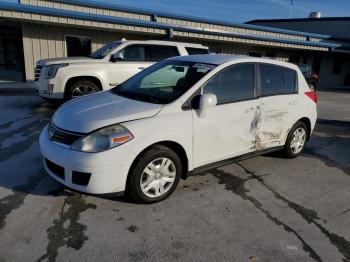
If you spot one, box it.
[46,0,330,39]
[248,17,350,24]
[0,2,340,49]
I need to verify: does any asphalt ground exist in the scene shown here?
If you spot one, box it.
[0,87,349,262]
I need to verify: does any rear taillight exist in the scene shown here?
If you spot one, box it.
[305,91,317,103]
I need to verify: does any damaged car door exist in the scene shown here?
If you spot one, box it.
[192,63,262,167]
[256,64,299,149]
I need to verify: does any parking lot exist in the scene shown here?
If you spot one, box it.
[0,85,349,262]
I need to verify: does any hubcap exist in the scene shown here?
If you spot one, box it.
[290,127,306,154]
[140,158,176,198]
[71,84,98,98]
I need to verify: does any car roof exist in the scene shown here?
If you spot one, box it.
[169,54,299,69]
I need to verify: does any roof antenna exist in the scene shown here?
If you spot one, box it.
[289,0,294,18]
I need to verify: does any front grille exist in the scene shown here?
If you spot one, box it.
[72,171,91,186]
[35,65,42,81]
[45,159,65,180]
[49,123,84,146]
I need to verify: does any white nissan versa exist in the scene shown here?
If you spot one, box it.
[40,55,317,203]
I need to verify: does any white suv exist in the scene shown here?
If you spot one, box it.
[39,55,317,203]
[35,39,209,101]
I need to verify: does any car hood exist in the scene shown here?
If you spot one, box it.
[52,91,163,133]
[37,57,98,66]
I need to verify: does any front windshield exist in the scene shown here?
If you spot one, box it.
[112,60,216,104]
[89,41,121,59]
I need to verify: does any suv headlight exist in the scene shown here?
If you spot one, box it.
[71,124,133,153]
[46,63,68,79]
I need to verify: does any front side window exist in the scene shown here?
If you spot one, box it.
[203,64,255,104]
[260,64,297,96]
[120,45,146,61]
[148,45,179,61]
[89,41,121,59]
[113,60,215,104]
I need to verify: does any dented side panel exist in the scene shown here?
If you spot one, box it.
[192,99,261,168]
[255,95,300,149]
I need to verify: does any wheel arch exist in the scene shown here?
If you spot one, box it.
[296,117,312,140]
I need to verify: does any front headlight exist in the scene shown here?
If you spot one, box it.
[71,124,133,153]
[46,63,68,79]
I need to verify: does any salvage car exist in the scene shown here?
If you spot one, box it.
[40,54,317,203]
[35,39,209,102]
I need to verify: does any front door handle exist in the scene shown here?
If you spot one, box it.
[138,67,146,70]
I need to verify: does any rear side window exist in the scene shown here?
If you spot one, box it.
[259,64,297,96]
[203,64,255,104]
[185,47,209,55]
[148,45,179,62]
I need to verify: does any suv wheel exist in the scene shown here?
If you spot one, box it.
[66,79,100,100]
[127,145,182,204]
[284,121,308,158]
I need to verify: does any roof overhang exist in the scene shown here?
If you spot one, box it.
[0,2,340,51]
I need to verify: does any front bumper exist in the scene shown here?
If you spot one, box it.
[35,67,65,99]
[36,78,64,99]
[39,125,135,194]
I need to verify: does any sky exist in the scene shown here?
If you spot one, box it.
[3,0,350,23]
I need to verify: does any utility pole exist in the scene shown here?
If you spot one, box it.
[289,0,294,18]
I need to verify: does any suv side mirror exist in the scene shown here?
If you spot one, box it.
[199,93,217,118]
[110,52,124,62]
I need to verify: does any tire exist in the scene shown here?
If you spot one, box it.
[66,79,100,100]
[284,121,308,158]
[127,145,182,204]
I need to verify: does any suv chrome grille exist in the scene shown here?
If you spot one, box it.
[49,122,85,146]
[35,65,42,81]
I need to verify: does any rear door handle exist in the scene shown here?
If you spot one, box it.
[138,67,146,70]
[289,101,298,106]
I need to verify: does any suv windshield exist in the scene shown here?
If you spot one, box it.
[89,41,121,59]
[113,60,216,104]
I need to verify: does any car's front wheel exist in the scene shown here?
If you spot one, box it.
[66,79,100,100]
[127,145,182,204]
[284,121,308,158]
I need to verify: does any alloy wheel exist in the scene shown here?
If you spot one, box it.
[290,127,306,154]
[71,84,99,98]
[140,157,176,198]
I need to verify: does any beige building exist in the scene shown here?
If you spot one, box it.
[0,0,345,87]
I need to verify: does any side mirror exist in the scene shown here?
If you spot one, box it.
[199,93,217,118]
[110,52,124,62]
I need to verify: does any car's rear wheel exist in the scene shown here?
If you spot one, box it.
[284,121,308,158]
[66,79,100,100]
[127,145,182,203]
